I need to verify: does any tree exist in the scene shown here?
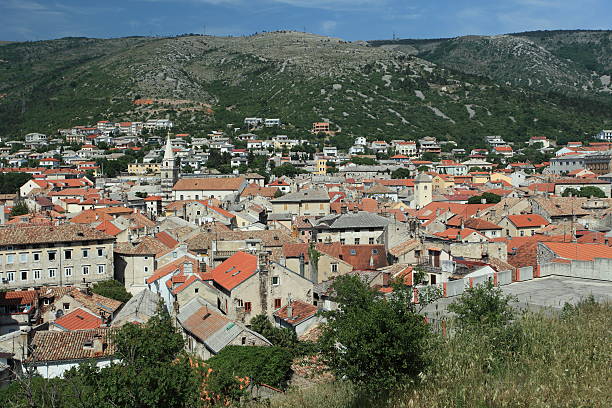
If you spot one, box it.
[91,280,132,303]
[561,187,581,197]
[319,275,431,393]
[579,186,605,198]
[10,202,29,217]
[207,346,294,390]
[0,172,32,194]
[350,157,377,166]
[72,305,200,408]
[250,314,298,349]
[447,281,515,331]
[468,192,501,204]
[272,163,308,178]
[391,167,411,179]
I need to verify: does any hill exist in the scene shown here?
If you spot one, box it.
[0,31,611,149]
[370,30,612,97]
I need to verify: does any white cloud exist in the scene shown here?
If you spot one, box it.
[321,20,337,34]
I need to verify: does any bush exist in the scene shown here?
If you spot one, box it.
[319,275,431,394]
[91,279,132,303]
[207,346,294,389]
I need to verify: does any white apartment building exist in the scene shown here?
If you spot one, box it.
[0,224,116,290]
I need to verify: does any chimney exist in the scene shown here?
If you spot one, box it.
[183,262,193,276]
[286,298,293,319]
[481,198,487,204]
[93,335,104,354]
[299,253,305,277]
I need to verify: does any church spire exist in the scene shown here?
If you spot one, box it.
[163,133,174,161]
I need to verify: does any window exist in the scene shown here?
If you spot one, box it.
[340,238,345,245]
[144,266,149,273]
[19,253,27,263]
[82,265,90,275]
[244,302,252,312]
[372,249,379,255]
[97,264,105,274]
[63,303,70,310]
[354,238,360,245]
[241,337,247,345]
[194,288,199,294]
[20,270,28,281]
[369,237,375,244]
[33,252,41,262]
[48,251,56,261]
[520,230,525,237]
[6,272,15,282]
[331,263,338,273]
[33,269,41,280]
[64,267,73,277]
[43,298,51,305]
[272,276,280,286]
[6,254,14,264]
[274,298,281,309]
[82,249,89,258]
[97,248,104,257]
[48,268,56,278]
[64,250,72,260]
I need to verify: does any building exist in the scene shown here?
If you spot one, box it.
[0,224,115,290]
[270,189,330,216]
[26,328,117,378]
[314,212,390,246]
[413,172,433,209]
[177,297,271,360]
[161,136,179,206]
[311,122,331,134]
[499,214,550,237]
[128,162,161,175]
[264,118,281,127]
[595,130,612,141]
[172,177,246,201]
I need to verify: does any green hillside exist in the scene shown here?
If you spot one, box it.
[0,31,610,149]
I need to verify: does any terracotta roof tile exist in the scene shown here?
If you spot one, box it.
[52,308,103,331]
[28,328,115,363]
[0,224,114,246]
[202,251,257,291]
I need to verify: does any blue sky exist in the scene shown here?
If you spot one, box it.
[1,0,610,42]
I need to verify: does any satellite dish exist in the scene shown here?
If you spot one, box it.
[55,310,64,319]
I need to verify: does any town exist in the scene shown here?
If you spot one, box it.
[0,109,610,402]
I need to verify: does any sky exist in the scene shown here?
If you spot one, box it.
[1,0,610,42]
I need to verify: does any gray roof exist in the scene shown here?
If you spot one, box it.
[316,211,390,230]
[271,189,329,203]
[112,289,160,327]
[177,297,270,354]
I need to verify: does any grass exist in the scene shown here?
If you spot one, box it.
[251,302,611,408]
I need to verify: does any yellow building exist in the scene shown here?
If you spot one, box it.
[315,159,328,175]
[128,162,161,175]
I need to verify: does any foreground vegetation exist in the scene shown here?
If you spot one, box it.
[255,297,611,408]
[1,279,609,407]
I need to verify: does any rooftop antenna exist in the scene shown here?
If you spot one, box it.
[393,32,396,40]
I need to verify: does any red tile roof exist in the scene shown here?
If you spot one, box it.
[542,242,612,261]
[340,245,387,270]
[202,251,257,291]
[52,308,103,331]
[506,214,549,228]
[274,300,318,326]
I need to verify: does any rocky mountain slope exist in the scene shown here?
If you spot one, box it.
[0,30,610,149]
[371,30,612,97]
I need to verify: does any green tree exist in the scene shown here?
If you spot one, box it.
[391,167,411,179]
[319,275,431,393]
[73,306,200,408]
[0,172,32,194]
[578,186,605,198]
[561,187,581,197]
[468,192,502,204]
[272,163,308,178]
[91,280,132,303]
[250,314,298,349]
[207,346,294,390]
[447,281,515,331]
[350,157,377,166]
[10,201,29,217]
